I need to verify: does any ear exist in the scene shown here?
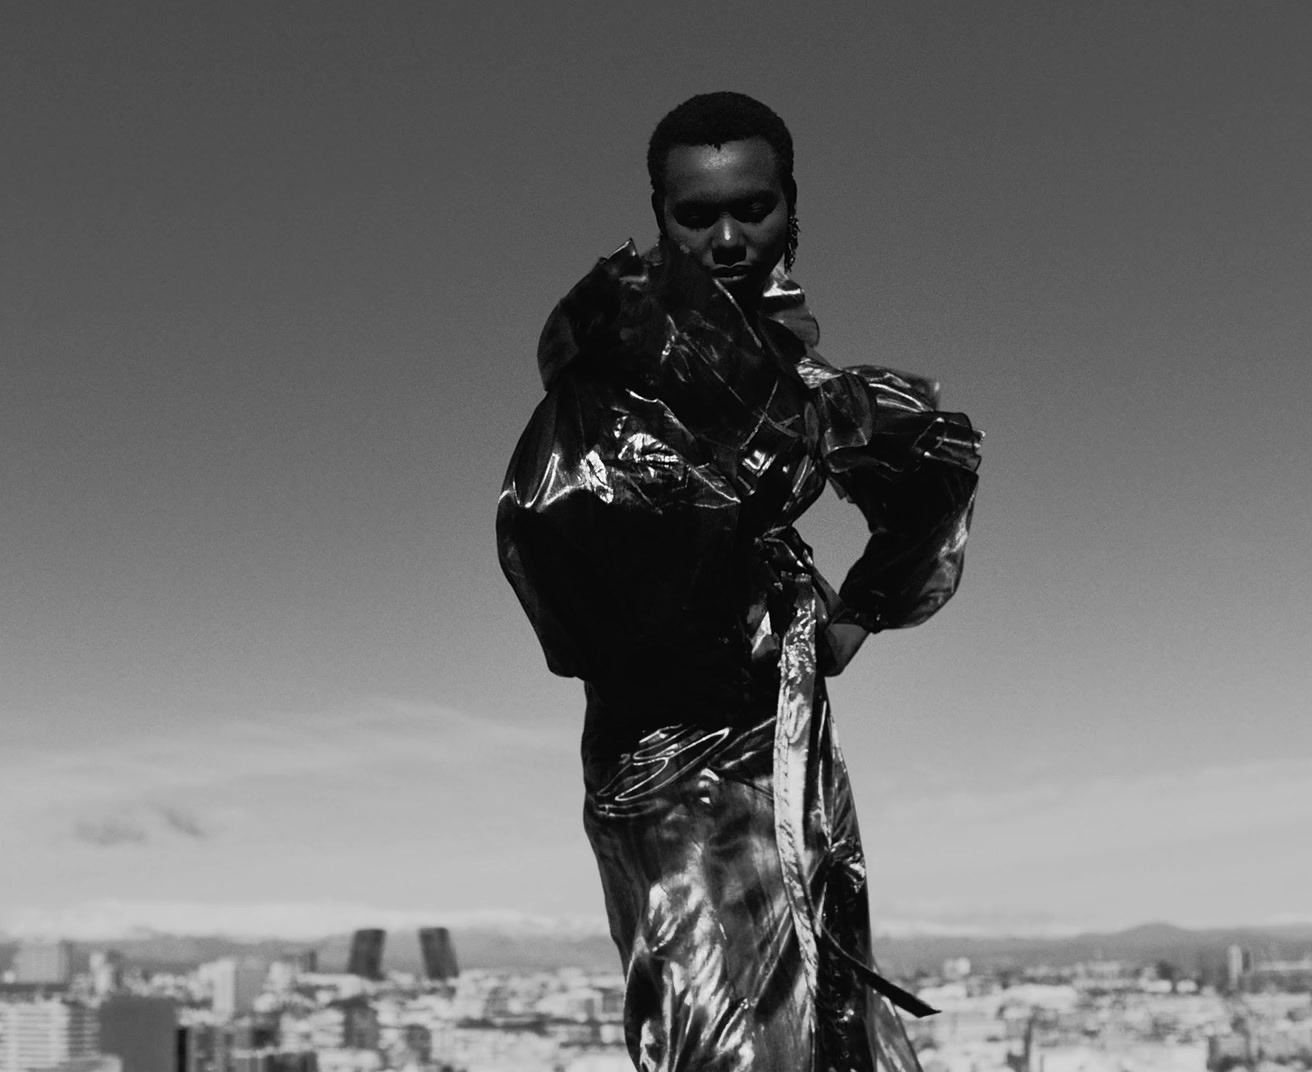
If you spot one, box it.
[650,191,666,236]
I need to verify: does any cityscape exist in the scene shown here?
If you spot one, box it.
[2,925,1311,1072]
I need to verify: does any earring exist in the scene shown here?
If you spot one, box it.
[785,213,800,273]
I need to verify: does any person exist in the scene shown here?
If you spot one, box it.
[497,91,982,1072]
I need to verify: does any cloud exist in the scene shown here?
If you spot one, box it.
[6,698,1308,934]
[872,905,1086,939]
[1265,914,1312,933]
[0,698,585,919]
[4,895,1307,944]
[73,817,148,847]
[157,805,207,839]
[66,804,208,847]
[868,756,1312,868]
[0,898,610,942]
[861,756,1312,932]
[0,698,568,841]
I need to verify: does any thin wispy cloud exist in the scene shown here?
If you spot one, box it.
[0,699,566,837]
[73,817,149,847]
[871,756,1312,868]
[864,757,1312,931]
[873,905,1088,939]
[69,804,211,847]
[6,726,1308,935]
[0,898,611,942]
[5,896,620,942]
[158,805,207,839]
[1,698,589,923]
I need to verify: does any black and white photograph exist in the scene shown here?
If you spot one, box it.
[3,4,1310,1072]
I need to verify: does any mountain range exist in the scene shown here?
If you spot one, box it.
[3,921,1310,979]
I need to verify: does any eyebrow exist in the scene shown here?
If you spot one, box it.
[669,190,779,209]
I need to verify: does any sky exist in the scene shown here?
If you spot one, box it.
[3,2,1310,941]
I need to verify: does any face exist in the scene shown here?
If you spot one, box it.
[655,137,791,308]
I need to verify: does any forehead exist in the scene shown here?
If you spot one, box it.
[661,137,783,203]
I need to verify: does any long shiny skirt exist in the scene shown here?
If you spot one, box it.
[583,692,914,1072]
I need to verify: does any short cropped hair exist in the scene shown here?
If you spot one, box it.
[647,91,796,210]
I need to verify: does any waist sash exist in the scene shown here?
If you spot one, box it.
[772,573,939,1029]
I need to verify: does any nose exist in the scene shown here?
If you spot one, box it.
[710,215,745,263]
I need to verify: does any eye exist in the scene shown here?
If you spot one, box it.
[736,200,774,223]
[673,208,716,229]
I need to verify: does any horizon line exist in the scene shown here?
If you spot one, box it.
[2,901,1309,945]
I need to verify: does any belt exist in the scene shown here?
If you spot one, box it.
[771,573,940,1026]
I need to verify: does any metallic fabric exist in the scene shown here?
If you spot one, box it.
[497,240,982,1071]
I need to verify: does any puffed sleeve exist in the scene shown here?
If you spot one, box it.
[495,378,591,680]
[810,362,983,632]
[497,369,757,697]
[496,243,754,694]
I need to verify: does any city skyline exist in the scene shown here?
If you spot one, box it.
[4,5,1310,938]
[4,939,1306,1072]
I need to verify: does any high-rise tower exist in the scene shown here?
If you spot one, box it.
[0,997,98,1072]
[98,995,177,1072]
[1226,944,1253,991]
[346,929,385,980]
[89,950,124,997]
[199,958,265,1021]
[13,941,74,986]
[417,928,459,981]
